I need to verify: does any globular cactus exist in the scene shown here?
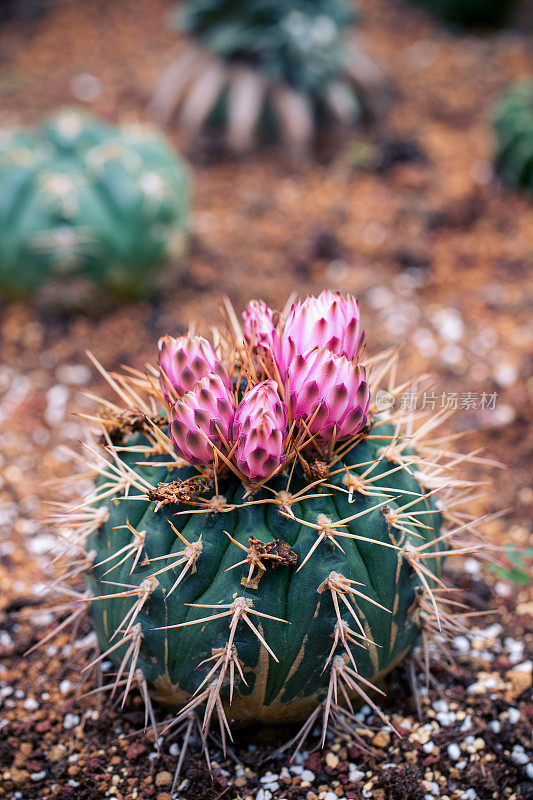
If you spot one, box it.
[51,291,487,757]
[493,81,533,197]
[408,0,516,27]
[0,109,189,299]
[152,0,389,155]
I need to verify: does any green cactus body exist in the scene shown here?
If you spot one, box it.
[178,0,356,96]
[153,0,389,153]
[493,82,533,196]
[0,110,189,298]
[86,421,442,724]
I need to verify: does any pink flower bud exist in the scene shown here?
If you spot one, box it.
[170,373,235,464]
[281,290,364,372]
[233,380,288,481]
[287,347,369,441]
[158,334,231,402]
[242,300,281,362]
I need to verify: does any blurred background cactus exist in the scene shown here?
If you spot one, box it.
[152,0,389,156]
[493,81,533,196]
[408,0,516,28]
[0,109,190,301]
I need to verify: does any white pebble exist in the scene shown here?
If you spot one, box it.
[59,680,73,696]
[526,763,533,780]
[461,790,477,800]
[300,769,315,782]
[508,707,521,724]
[30,771,46,782]
[447,743,461,761]
[63,713,80,730]
[437,711,456,726]
[488,720,501,733]
[349,767,365,781]
[493,363,517,388]
[23,697,39,711]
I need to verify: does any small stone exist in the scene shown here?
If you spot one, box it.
[506,666,532,701]
[126,742,147,761]
[11,769,30,787]
[300,770,315,782]
[48,746,66,763]
[372,731,390,748]
[325,752,339,769]
[447,744,461,761]
[155,771,172,787]
[63,713,80,730]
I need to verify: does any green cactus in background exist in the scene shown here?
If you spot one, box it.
[409,0,516,28]
[178,0,356,94]
[49,293,483,759]
[0,109,189,299]
[152,0,388,155]
[493,81,533,196]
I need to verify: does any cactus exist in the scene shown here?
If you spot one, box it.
[152,0,388,155]
[493,81,533,196]
[0,109,189,299]
[409,0,515,28]
[50,291,488,758]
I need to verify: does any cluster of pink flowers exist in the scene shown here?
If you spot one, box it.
[159,290,369,482]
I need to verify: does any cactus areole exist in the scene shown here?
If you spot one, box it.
[69,291,455,743]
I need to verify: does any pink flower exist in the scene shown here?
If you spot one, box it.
[287,347,369,441]
[170,373,235,464]
[280,290,364,373]
[158,334,231,402]
[233,380,288,481]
